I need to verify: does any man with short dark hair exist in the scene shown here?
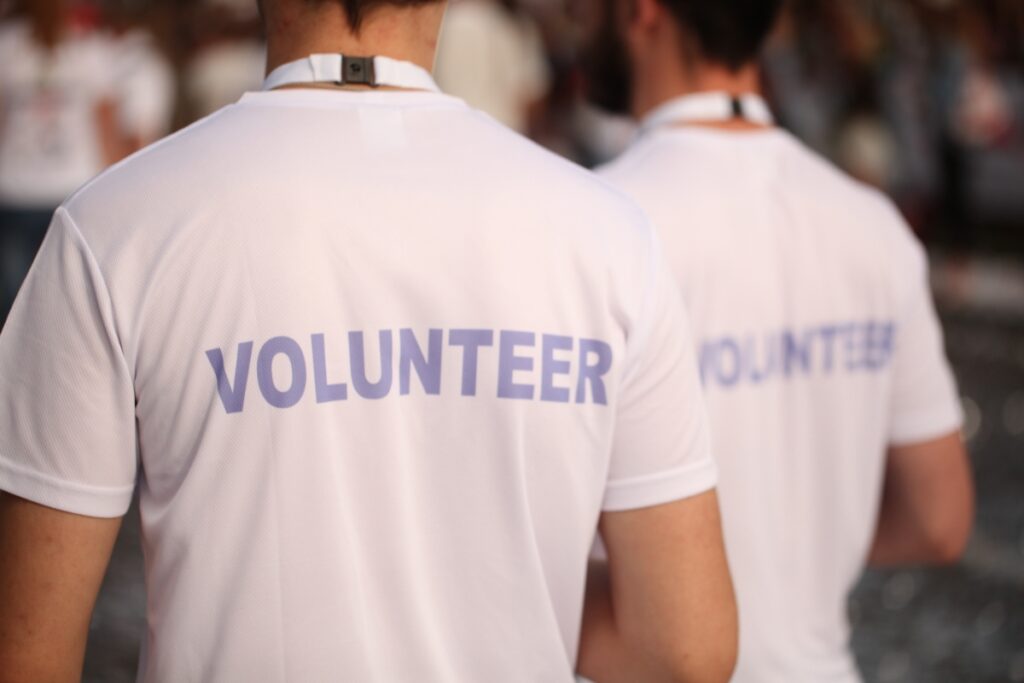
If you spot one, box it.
[580,1,974,681]
[0,1,737,681]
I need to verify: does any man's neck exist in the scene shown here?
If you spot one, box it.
[632,62,767,131]
[264,3,446,79]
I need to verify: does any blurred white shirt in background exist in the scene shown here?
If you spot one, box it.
[115,28,175,146]
[185,40,267,118]
[435,0,550,134]
[0,20,117,207]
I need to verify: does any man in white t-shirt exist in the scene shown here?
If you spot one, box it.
[579,1,974,682]
[0,1,738,681]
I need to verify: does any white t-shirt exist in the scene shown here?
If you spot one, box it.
[0,86,715,682]
[435,0,551,133]
[0,21,119,207]
[600,123,962,683]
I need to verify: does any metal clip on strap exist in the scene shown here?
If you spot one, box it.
[261,54,441,93]
[731,97,744,119]
[341,56,377,87]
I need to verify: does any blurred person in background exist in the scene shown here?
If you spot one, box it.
[934,0,1024,254]
[0,0,168,325]
[0,0,123,322]
[106,1,176,147]
[182,0,266,119]
[434,0,551,135]
[579,0,975,681]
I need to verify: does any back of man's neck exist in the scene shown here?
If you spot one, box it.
[634,62,767,131]
[264,5,444,77]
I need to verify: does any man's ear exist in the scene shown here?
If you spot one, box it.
[631,0,664,31]
[623,0,664,43]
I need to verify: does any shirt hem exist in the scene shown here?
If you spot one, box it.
[889,407,964,447]
[602,459,718,512]
[0,453,134,518]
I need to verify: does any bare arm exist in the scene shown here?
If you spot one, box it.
[0,493,122,683]
[577,491,738,683]
[869,431,974,567]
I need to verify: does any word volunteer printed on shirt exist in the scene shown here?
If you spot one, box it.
[207,329,615,413]
[699,319,896,388]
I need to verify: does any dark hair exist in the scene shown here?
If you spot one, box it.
[660,0,784,71]
[334,0,442,30]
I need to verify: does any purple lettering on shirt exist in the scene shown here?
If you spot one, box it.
[576,338,613,405]
[349,330,393,400]
[498,331,535,400]
[540,335,573,403]
[312,333,348,403]
[449,329,494,397]
[400,329,443,396]
[206,342,254,414]
[257,336,307,409]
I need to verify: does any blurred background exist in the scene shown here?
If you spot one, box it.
[0,0,1021,681]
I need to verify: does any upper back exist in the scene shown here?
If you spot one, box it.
[601,128,923,339]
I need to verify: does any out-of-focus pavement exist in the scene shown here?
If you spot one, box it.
[83,255,1024,683]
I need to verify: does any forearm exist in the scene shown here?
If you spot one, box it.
[868,435,974,567]
[869,496,970,566]
[577,561,665,683]
[869,505,940,566]
[0,494,121,683]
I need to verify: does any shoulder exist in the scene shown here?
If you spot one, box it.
[790,136,922,253]
[777,133,929,291]
[62,107,236,249]
[596,134,659,186]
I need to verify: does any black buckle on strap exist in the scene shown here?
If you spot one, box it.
[730,96,744,119]
[341,56,377,87]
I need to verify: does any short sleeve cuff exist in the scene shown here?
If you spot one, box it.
[889,401,964,447]
[0,453,134,518]
[602,458,718,512]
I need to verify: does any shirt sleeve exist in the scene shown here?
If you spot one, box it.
[603,232,716,512]
[888,246,963,445]
[0,207,137,517]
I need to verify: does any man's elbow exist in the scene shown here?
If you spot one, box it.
[926,508,974,565]
[662,641,738,683]
[656,619,738,683]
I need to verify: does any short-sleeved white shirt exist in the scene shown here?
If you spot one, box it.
[0,86,715,682]
[601,123,962,683]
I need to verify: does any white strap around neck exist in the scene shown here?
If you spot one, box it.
[642,92,775,133]
[263,54,440,93]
